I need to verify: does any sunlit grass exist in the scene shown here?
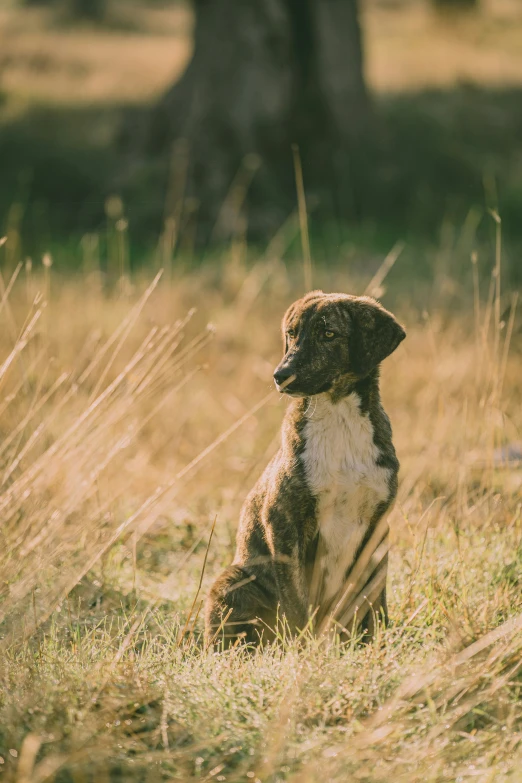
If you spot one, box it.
[0,229,521,781]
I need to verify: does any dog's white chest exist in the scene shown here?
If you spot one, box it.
[302,393,391,604]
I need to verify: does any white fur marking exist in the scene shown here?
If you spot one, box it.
[302,393,391,607]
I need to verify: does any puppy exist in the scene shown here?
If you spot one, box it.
[205,291,405,648]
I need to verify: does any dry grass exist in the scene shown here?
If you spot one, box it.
[0,228,521,781]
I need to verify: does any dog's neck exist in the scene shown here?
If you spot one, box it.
[299,368,380,416]
[336,368,381,411]
[281,368,383,456]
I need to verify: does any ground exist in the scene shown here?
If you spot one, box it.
[0,246,521,781]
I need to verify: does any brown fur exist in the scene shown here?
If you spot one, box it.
[205,291,405,648]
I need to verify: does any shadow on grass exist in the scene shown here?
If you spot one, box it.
[1,84,522,275]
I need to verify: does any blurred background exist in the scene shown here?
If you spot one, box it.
[0,0,521,281]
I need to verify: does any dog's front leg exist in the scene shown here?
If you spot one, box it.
[270,541,310,638]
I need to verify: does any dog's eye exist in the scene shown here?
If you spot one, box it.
[286,329,296,339]
[324,330,335,339]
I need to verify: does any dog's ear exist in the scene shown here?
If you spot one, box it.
[348,297,405,377]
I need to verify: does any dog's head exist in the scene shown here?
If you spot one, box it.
[273,291,405,398]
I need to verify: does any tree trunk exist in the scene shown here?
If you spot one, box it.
[143,0,371,242]
[67,0,106,21]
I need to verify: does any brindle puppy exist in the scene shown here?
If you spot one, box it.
[205,291,405,648]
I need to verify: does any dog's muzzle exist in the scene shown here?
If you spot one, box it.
[273,369,297,392]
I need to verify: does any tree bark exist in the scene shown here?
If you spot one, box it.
[142,0,371,242]
[68,0,106,21]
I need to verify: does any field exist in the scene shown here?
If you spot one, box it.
[1,1,522,780]
[0,238,521,781]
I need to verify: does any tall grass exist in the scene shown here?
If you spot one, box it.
[0,234,521,782]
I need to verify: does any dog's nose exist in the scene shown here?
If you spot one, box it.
[274,368,295,387]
